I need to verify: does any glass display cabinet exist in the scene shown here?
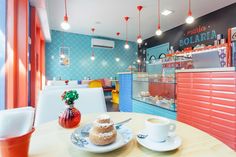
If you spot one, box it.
[131,53,194,120]
[132,58,177,120]
[132,68,176,112]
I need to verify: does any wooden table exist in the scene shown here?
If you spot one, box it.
[29,112,236,157]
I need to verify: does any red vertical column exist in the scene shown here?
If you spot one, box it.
[16,0,28,107]
[40,35,45,90]
[5,0,28,108]
[30,7,36,107]
[5,0,17,109]
[30,7,45,107]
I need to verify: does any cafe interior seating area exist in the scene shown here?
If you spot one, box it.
[1,0,236,157]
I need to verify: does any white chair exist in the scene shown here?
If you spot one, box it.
[43,84,88,91]
[34,88,107,126]
[0,107,35,138]
[47,80,78,86]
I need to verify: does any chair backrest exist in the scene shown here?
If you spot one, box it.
[47,80,78,86]
[0,107,35,138]
[115,82,120,91]
[34,88,107,126]
[44,84,88,91]
[88,80,103,88]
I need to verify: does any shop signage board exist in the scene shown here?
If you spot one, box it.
[179,25,217,47]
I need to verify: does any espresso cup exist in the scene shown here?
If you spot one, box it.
[145,117,176,142]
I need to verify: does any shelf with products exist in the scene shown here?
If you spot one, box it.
[165,43,230,68]
[147,56,193,69]
[133,80,176,84]
[166,43,229,57]
[133,96,176,112]
[147,43,230,69]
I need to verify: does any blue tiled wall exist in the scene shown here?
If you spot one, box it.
[46,30,138,80]
[0,0,6,110]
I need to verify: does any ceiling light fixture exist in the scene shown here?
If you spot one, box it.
[155,0,162,36]
[116,32,120,36]
[61,0,70,30]
[161,9,173,16]
[137,6,143,44]
[124,16,130,49]
[91,28,95,61]
[115,58,120,62]
[185,0,194,24]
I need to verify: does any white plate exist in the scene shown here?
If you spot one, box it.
[136,130,182,152]
[71,126,133,153]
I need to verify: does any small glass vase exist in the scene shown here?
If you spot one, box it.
[59,105,81,128]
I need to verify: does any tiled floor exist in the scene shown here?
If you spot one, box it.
[106,98,119,112]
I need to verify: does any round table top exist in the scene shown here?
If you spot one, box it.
[29,112,236,157]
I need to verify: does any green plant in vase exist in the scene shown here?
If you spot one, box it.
[61,90,79,106]
[59,90,81,128]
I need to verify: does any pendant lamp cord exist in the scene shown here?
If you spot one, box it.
[158,0,160,28]
[64,0,68,17]
[62,31,64,54]
[92,29,94,55]
[126,20,128,43]
[139,10,141,36]
[188,0,191,14]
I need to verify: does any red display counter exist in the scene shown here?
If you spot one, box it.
[176,67,236,150]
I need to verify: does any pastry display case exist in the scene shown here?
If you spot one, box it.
[132,65,177,112]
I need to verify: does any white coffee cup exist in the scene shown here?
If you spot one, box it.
[145,117,176,142]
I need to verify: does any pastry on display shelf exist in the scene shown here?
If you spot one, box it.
[140,91,150,97]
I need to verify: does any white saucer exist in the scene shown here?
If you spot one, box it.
[136,130,182,152]
[71,126,133,153]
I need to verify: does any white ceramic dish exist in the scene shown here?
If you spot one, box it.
[71,126,133,153]
[136,130,182,152]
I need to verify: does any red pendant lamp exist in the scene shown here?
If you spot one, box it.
[185,0,194,24]
[91,28,95,61]
[124,16,130,49]
[61,0,70,30]
[137,6,143,44]
[155,0,162,36]
[116,32,120,36]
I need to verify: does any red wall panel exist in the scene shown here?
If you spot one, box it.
[30,7,45,107]
[177,71,236,150]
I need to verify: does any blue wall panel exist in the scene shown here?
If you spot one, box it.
[119,74,132,112]
[132,99,176,120]
[0,0,6,110]
[46,30,137,80]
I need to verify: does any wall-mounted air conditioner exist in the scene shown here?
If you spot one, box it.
[91,38,115,49]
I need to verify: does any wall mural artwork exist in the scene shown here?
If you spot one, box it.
[59,47,70,66]
[179,25,217,47]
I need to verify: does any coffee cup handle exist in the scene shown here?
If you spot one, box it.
[169,123,176,132]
